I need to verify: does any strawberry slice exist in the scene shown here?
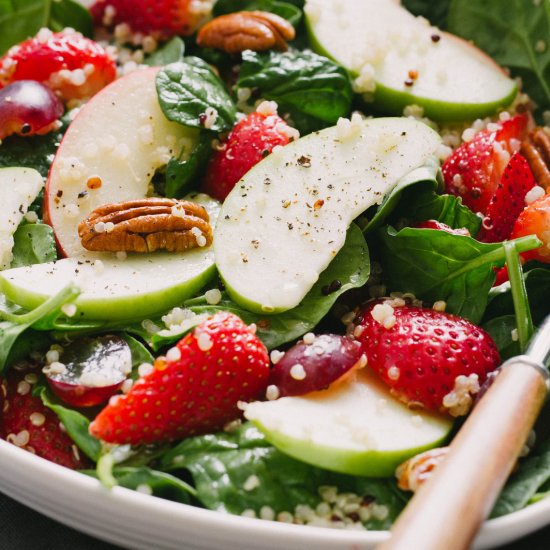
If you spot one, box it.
[354,300,501,416]
[442,114,530,214]
[414,220,471,236]
[477,152,537,243]
[1,362,90,469]
[201,105,297,201]
[90,312,270,445]
[510,193,550,263]
[0,29,117,102]
[91,0,210,39]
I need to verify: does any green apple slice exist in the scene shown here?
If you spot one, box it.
[215,116,441,314]
[0,167,43,269]
[244,368,453,477]
[0,194,219,322]
[305,0,517,121]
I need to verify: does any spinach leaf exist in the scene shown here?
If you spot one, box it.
[485,264,550,325]
[492,438,550,518]
[0,284,79,372]
[138,224,369,351]
[402,0,451,28]
[213,0,302,27]
[361,161,481,236]
[10,222,57,268]
[121,332,155,380]
[482,315,520,360]
[156,59,237,133]
[83,467,196,503]
[38,385,101,462]
[0,113,68,177]
[237,50,353,131]
[164,132,213,198]
[144,37,185,67]
[161,424,407,527]
[0,0,93,54]
[376,228,539,323]
[448,0,549,112]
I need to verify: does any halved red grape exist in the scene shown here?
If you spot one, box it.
[268,334,363,398]
[0,80,63,139]
[44,335,131,407]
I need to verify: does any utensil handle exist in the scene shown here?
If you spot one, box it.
[377,360,548,550]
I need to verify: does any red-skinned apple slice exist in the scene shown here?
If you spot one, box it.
[44,67,199,258]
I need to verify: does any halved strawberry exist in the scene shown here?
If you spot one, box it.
[477,152,537,243]
[442,114,530,214]
[89,312,270,445]
[91,0,211,39]
[0,29,117,102]
[510,193,550,263]
[354,299,501,416]
[1,362,90,469]
[201,105,297,201]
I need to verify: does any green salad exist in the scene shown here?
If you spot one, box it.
[0,0,549,534]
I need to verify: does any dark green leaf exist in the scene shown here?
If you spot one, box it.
[144,37,185,67]
[237,49,352,131]
[402,0,451,28]
[83,467,195,503]
[0,113,68,177]
[0,284,79,372]
[38,386,101,462]
[481,315,520,360]
[448,0,549,112]
[165,132,213,198]
[10,222,57,268]
[121,332,154,380]
[213,0,302,27]
[0,0,93,54]
[156,59,237,132]
[376,228,538,323]
[485,264,550,326]
[141,224,369,350]
[161,423,407,527]
[492,438,550,518]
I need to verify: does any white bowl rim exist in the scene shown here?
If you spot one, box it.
[1,437,549,549]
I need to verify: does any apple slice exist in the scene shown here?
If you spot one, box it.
[305,0,517,121]
[215,116,441,313]
[244,368,453,477]
[45,67,199,258]
[0,167,43,269]
[0,194,219,321]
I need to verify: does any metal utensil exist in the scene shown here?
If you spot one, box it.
[378,314,550,550]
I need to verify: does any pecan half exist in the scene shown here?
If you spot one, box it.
[521,128,550,190]
[78,198,213,253]
[395,447,449,493]
[196,11,295,53]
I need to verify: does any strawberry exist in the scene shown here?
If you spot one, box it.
[1,362,90,469]
[414,220,470,236]
[91,0,208,39]
[0,29,117,102]
[354,300,500,416]
[90,312,270,445]
[510,193,550,263]
[477,152,537,243]
[202,107,297,201]
[442,114,530,214]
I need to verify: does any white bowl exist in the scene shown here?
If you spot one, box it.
[1,438,548,549]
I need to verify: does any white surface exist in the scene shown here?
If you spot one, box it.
[0,437,548,550]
